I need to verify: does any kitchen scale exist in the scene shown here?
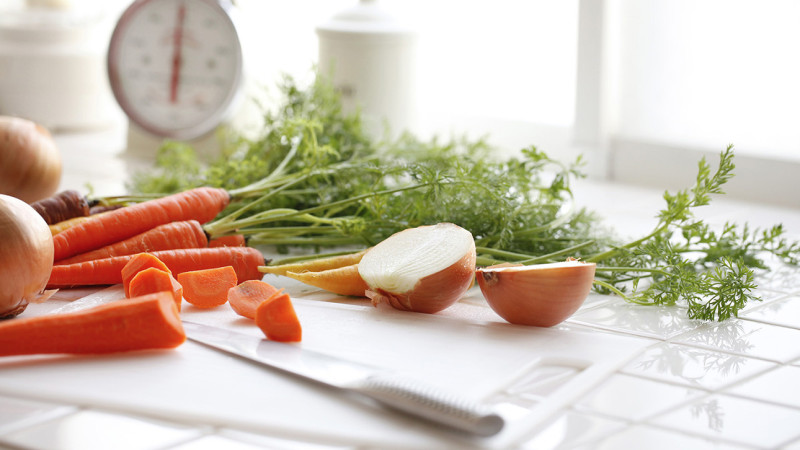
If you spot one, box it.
[107,0,245,159]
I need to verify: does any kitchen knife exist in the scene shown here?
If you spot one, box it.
[182,320,505,437]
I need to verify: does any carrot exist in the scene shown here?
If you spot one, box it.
[49,215,93,235]
[228,280,283,320]
[0,292,185,356]
[128,267,183,311]
[259,249,367,276]
[208,234,246,248]
[56,220,208,265]
[53,187,229,261]
[255,292,302,342]
[31,190,90,225]
[177,266,238,309]
[121,253,171,297]
[49,247,265,289]
[283,264,368,297]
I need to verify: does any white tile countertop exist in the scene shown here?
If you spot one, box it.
[2,126,800,449]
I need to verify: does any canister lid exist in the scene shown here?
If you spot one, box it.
[316,0,415,38]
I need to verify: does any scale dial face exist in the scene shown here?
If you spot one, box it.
[108,0,243,140]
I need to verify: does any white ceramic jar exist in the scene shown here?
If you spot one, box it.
[316,0,417,139]
[0,1,121,131]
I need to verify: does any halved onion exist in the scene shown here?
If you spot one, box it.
[358,223,476,314]
[476,259,596,327]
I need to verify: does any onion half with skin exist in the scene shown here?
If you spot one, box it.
[477,259,596,327]
[0,194,56,318]
[0,116,62,203]
[358,223,476,314]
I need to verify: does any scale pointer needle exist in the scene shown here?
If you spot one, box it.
[169,2,186,104]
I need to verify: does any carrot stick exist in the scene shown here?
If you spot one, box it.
[128,267,183,312]
[121,253,171,297]
[53,187,229,261]
[259,249,367,276]
[283,264,368,297]
[0,292,185,356]
[48,247,266,289]
[228,280,283,320]
[31,190,90,225]
[56,220,208,265]
[208,234,246,248]
[177,266,238,309]
[255,292,302,342]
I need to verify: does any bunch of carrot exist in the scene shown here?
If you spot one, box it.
[43,187,265,288]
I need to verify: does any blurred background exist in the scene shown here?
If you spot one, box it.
[1,0,798,206]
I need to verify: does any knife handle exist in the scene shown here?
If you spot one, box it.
[353,373,504,437]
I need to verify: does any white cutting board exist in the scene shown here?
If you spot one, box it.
[0,282,650,449]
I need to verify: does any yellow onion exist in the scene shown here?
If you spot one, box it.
[358,223,476,314]
[0,194,55,318]
[0,116,62,203]
[476,259,596,327]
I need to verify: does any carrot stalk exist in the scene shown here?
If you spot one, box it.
[0,292,185,356]
[228,280,283,320]
[283,264,368,297]
[31,190,90,225]
[53,187,229,261]
[121,253,171,297]
[56,220,208,265]
[177,266,238,309]
[128,267,183,312]
[255,292,302,342]
[259,249,367,276]
[48,247,266,289]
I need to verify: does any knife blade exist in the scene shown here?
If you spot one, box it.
[182,320,504,437]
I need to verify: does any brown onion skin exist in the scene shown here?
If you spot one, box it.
[0,116,62,203]
[367,249,476,314]
[0,194,55,318]
[477,262,596,327]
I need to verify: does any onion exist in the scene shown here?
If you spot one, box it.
[0,194,55,318]
[0,116,62,203]
[358,223,476,314]
[476,259,596,327]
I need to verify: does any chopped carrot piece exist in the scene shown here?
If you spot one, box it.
[227,280,282,320]
[0,292,185,356]
[121,253,171,297]
[177,266,238,309]
[284,264,368,297]
[255,293,302,342]
[128,267,183,312]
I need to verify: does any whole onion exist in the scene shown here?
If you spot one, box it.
[0,194,55,318]
[0,116,62,203]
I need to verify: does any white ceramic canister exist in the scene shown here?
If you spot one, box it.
[0,1,121,131]
[316,0,417,139]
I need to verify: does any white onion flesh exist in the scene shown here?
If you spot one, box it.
[358,223,476,314]
[0,194,55,318]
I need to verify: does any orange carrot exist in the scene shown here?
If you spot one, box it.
[49,214,95,235]
[259,249,367,276]
[53,187,229,261]
[121,253,171,297]
[48,247,265,289]
[0,292,185,356]
[128,267,183,311]
[283,264,368,297]
[57,220,208,265]
[208,234,246,248]
[228,280,283,320]
[255,292,302,342]
[177,266,238,309]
